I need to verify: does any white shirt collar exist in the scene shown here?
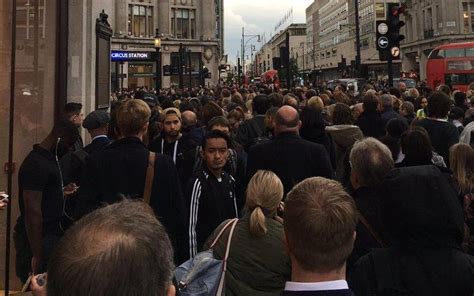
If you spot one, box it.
[426,117,448,122]
[284,280,349,291]
[92,135,108,141]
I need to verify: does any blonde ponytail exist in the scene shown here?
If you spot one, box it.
[249,206,267,236]
[246,170,284,237]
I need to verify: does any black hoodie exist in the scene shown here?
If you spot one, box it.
[349,165,474,296]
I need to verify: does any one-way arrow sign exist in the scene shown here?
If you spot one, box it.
[378,37,389,49]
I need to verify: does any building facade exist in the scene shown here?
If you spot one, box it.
[255,24,306,76]
[401,0,474,79]
[111,0,224,90]
[306,0,403,81]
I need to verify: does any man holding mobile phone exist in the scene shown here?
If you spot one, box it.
[0,192,8,209]
[14,119,79,283]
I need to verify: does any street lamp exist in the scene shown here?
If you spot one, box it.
[154,28,162,91]
[186,48,192,90]
[241,27,261,80]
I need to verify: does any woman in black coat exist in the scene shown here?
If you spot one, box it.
[300,106,336,170]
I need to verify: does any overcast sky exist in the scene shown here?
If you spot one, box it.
[224,0,313,64]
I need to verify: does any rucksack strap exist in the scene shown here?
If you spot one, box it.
[143,152,156,205]
[359,214,386,248]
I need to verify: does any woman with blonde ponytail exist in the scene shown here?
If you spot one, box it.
[204,170,290,296]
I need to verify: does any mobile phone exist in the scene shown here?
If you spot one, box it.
[0,193,8,202]
[36,273,46,286]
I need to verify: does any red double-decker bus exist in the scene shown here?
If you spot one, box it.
[427,42,474,92]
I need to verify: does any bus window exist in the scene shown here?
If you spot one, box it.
[467,48,474,57]
[429,49,444,59]
[445,49,466,58]
[445,74,462,85]
[466,73,474,83]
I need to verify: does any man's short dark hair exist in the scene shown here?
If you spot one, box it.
[252,95,272,115]
[332,103,355,125]
[63,102,83,117]
[427,91,451,119]
[401,126,433,164]
[362,93,379,113]
[437,84,451,95]
[47,200,174,296]
[203,130,230,150]
[268,92,284,107]
[207,116,230,131]
[389,87,402,99]
[386,118,409,139]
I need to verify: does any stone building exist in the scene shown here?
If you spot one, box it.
[255,24,306,76]
[306,0,403,81]
[111,0,224,90]
[401,0,474,79]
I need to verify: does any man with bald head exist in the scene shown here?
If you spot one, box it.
[246,106,333,196]
[181,110,205,145]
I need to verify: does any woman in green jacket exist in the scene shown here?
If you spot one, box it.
[205,170,291,296]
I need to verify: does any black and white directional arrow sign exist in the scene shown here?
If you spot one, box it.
[378,37,389,49]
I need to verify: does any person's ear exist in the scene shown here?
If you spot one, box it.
[200,147,205,158]
[297,120,302,130]
[350,170,360,189]
[142,121,149,133]
[167,284,176,296]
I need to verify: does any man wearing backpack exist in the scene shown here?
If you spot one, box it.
[186,130,240,259]
[236,94,272,151]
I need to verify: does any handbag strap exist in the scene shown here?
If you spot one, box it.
[143,152,156,205]
[210,218,238,249]
[216,218,238,296]
[360,214,386,248]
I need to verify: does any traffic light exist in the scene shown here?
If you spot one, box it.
[387,3,406,60]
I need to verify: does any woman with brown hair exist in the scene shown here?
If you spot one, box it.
[450,142,474,255]
[205,170,290,296]
[450,143,474,197]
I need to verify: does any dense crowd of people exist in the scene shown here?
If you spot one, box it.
[13,79,474,295]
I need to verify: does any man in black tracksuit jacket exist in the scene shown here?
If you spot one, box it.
[186,130,240,259]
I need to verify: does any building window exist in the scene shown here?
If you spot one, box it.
[464,3,470,34]
[375,3,385,19]
[128,4,154,37]
[171,8,196,39]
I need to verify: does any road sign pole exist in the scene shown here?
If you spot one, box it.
[388,53,393,87]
